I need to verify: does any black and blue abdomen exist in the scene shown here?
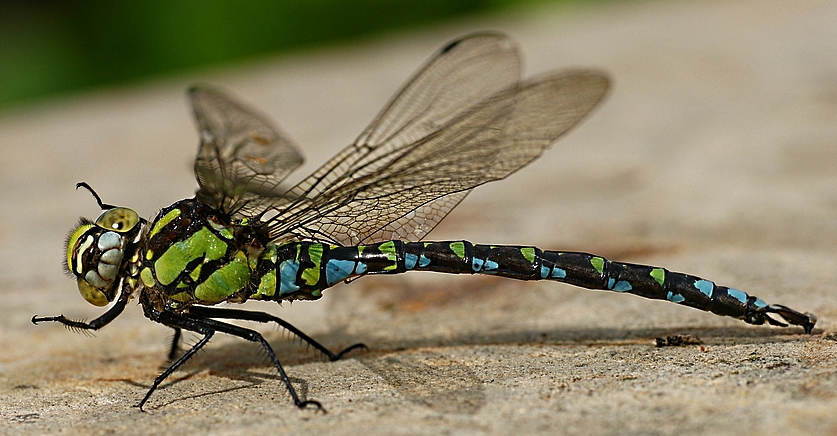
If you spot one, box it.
[258,240,783,326]
[205,238,811,331]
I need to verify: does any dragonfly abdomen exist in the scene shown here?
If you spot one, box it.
[295,240,811,331]
[538,250,760,319]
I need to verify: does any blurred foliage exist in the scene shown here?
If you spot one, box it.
[0,0,572,111]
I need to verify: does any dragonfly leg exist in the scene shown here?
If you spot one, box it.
[31,284,131,331]
[167,328,182,360]
[187,306,367,361]
[150,309,325,412]
[138,329,213,411]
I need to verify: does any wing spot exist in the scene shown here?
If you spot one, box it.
[245,155,268,165]
[250,132,271,145]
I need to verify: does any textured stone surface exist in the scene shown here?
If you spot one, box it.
[2,0,837,434]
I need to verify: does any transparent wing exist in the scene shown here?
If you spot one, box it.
[265,33,609,245]
[190,86,304,217]
[277,33,520,208]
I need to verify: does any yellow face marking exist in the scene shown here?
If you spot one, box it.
[66,224,94,274]
[74,235,95,275]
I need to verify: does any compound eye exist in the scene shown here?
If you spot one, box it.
[95,207,140,233]
[77,278,111,306]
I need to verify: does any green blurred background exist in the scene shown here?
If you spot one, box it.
[0,0,590,112]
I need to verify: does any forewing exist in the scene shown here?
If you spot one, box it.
[190,86,304,216]
[268,66,609,245]
[285,34,521,202]
[364,72,610,243]
[264,34,520,244]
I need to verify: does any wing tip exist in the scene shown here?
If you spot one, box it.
[441,31,512,54]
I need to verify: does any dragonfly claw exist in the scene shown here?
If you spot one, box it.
[332,343,368,361]
[297,399,326,413]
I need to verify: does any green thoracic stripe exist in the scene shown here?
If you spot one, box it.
[252,270,277,299]
[189,264,202,281]
[170,291,191,302]
[154,227,227,285]
[148,208,180,240]
[262,244,278,263]
[195,251,250,303]
[140,267,155,287]
[209,219,234,239]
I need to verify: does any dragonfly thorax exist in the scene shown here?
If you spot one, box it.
[138,198,273,310]
[66,207,143,306]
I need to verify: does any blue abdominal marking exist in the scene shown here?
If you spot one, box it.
[326,259,356,285]
[405,253,418,269]
[606,278,632,292]
[694,279,715,298]
[278,260,301,295]
[666,291,686,303]
[355,262,368,274]
[541,264,568,279]
[419,254,431,268]
[481,259,499,274]
[727,288,748,304]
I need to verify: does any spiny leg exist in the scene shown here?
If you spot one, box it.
[138,330,213,411]
[32,285,131,331]
[187,306,367,361]
[153,310,324,411]
[167,328,182,360]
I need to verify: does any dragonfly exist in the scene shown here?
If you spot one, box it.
[33,32,816,412]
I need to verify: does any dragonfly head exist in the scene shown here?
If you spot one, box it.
[65,183,144,306]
